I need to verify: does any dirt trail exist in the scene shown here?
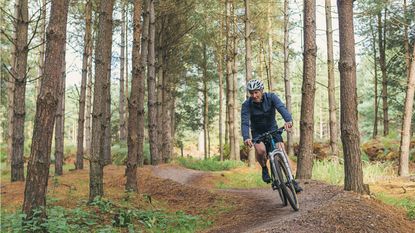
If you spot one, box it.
[151,164,415,233]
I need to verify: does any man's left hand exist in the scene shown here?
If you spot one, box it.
[284,122,293,132]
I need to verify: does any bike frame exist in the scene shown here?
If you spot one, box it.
[268,138,294,182]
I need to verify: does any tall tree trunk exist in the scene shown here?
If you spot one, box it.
[244,0,255,166]
[325,0,338,157]
[54,57,66,176]
[85,33,93,157]
[403,0,411,79]
[148,0,159,165]
[11,0,29,182]
[23,0,69,219]
[232,2,240,161]
[225,0,231,148]
[203,43,209,160]
[125,2,130,108]
[378,11,388,136]
[36,0,46,97]
[399,45,414,177]
[126,0,143,192]
[370,18,378,139]
[217,52,224,161]
[283,0,294,157]
[119,0,127,142]
[102,62,112,166]
[162,55,172,162]
[337,0,366,194]
[76,0,92,170]
[156,40,164,162]
[267,3,273,92]
[90,0,115,201]
[296,0,316,179]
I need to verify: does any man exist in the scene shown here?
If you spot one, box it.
[241,79,302,193]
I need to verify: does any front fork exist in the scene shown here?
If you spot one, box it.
[269,149,294,181]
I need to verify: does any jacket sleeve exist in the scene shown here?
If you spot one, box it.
[241,100,250,141]
[270,93,293,122]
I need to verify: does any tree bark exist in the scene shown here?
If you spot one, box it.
[23,0,69,219]
[76,0,92,170]
[296,0,316,179]
[203,43,209,160]
[370,17,378,139]
[36,0,46,97]
[283,0,294,157]
[325,0,338,157]
[119,0,127,142]
[85,31,93,157]
[267,3,273,92]
[11,0,29,182]
[148,0,159,165]
[337,0,366,194]
[378,11,388,136]
[126,0,143,192]
[54,57,66,176]
[90,0,115,201]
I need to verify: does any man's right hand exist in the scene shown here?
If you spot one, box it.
[244,139,253,148]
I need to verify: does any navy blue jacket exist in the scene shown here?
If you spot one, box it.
[241,92,292,141]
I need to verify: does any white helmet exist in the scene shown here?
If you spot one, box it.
[246,79,264,91]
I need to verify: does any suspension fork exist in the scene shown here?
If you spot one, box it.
[271,149,294,181]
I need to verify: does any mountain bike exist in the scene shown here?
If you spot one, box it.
[254,128,299,211]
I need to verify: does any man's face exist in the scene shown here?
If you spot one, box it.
[249,90,263,103]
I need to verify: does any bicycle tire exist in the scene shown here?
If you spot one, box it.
[270,163,287,206]
[275,156,299,211]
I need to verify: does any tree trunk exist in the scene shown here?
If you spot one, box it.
[399,45,415,176]
[90,0,115,201]
[36,0,46,97]
[337,0,366,194]
[267,3,273,92]
[203,43,209,160]
[102,59,112,166]
[54,57,66,176]
[216,51,224,161]
[370,18,378,139]
[378,11,388,136]
[126,0,143,192]
[76,0,92,170]
[162,56,172,162]
[296,0,316,179]
[148,0,159,165]
[232,3,240,161]
[245,0,255,166]
[119,0,127,142]
[23,0,69,219]
[283,0,294,157]
[325,0,338,157]
[11,0,29,182]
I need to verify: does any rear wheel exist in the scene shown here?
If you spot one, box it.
[275,156,299,211]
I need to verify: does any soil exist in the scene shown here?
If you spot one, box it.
[1,163,414,233]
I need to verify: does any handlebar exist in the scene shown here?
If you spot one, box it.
[253,127,285,144]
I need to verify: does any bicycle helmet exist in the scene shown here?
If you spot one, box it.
[246,79,264,91]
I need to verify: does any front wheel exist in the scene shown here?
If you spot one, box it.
[274,156,299,211]
[270,162,287,206]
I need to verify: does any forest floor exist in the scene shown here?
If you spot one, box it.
[1,163,415,233]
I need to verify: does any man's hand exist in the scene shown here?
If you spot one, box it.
[284,121,293,132]
[244,139,253,148]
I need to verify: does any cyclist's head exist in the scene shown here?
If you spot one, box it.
[246,79,264,92]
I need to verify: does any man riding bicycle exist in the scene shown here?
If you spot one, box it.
[241,79,303,193]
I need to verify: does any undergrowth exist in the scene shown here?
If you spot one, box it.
[0,196,209,233]
[375,193,415,220]
[174,156,245,171]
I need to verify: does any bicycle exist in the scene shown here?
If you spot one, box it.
[253,127,299,211]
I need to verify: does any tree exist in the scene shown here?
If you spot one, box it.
[399,43,414,176]
[54,56,66,176]
[296,0,316,179]
[90,0,115,201]
[337,0,366,194]
[119,0,127,142]
[10,0,29,182]
[283,0,294,157]
[126,0,143,192]
[147,0,159,165]
[23,0,70,219]
[377,10,389,136]
[325,0,338,157]
[75,0,92,170]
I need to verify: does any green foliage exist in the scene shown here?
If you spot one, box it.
[175,156,245,171]
[1,198,208,232]
[111,141,150,166]
[216,170,268,189]
[375,193,415,220]
[312,159,396,185]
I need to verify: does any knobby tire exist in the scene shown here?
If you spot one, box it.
[275,156,299,211]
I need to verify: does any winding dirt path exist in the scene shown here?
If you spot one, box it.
[151,164,415,233]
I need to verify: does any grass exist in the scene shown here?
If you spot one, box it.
[311,159,396,185]
[0,196,210,233]
[174,156,245,171]
[215,169,268,189]
[375,192,415,220]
